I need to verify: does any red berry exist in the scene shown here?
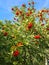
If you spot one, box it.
[3,32,8,36]
[40,17,43,21]
[28,8,30,11]
[46,10,49,13]
[19,11,22,15]
[22,4,25,7]
[13,50,19,57]
[46,28,49,30]
[41,23,44,26]
[40,13,42,17]
[28,22,33,29]
[30,11,32,14]
[26,12,30,16]
[16,12,19,15]
[34,35,41,39]
[41,10,45,12]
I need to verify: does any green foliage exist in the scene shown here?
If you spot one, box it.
[0,0,49,65]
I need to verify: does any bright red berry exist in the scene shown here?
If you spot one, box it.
[30,11,32,14]
[13,50,19,57]
[16,12,19,15]
[28,22,33,29]
[34,35,41,39]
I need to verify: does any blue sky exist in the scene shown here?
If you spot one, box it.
[0,0,49,20]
